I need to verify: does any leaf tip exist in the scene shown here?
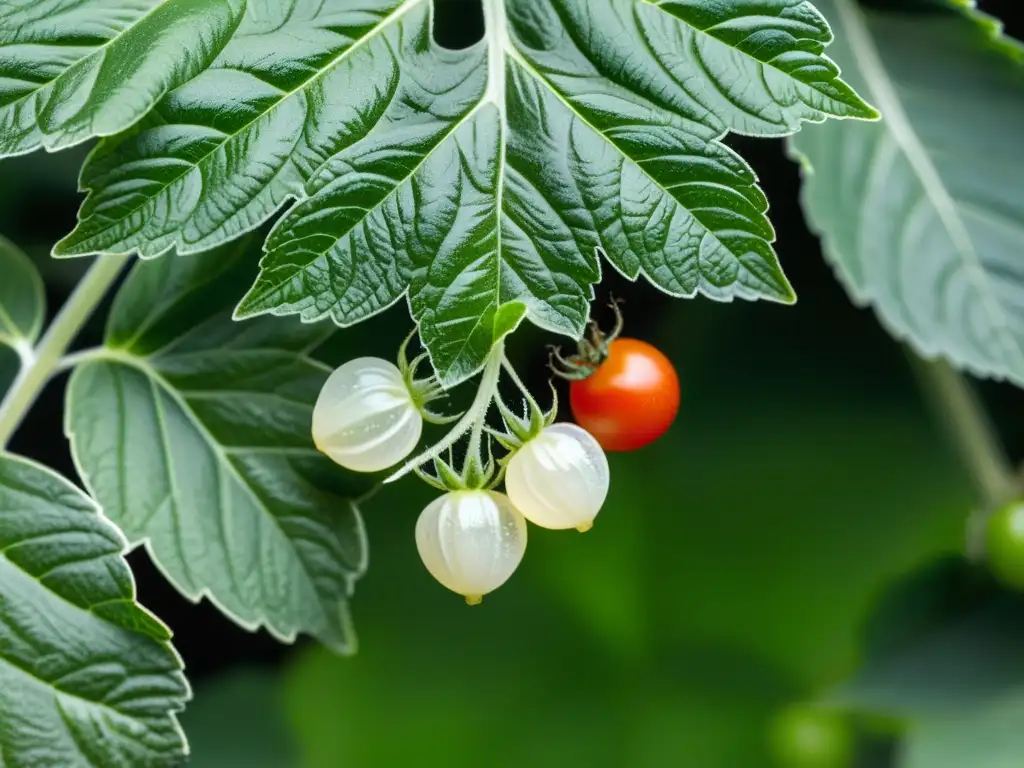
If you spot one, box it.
[836,91,882,123]
[50,236,80,259]
[856,102,883,122]
[231,293,261,321]
[770,276,798,306]
[493,300,528,342]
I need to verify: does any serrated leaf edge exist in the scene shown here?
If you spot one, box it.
[51,0,890,383]
[237,0,815,385]
[789,0,1024,385]
[53,0,427,261]
[0,0,244,161]
[504,45,798,306]
[0,450,192,758]
[652,0,880,131]
[63,348,368,655]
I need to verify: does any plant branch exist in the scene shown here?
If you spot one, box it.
[54,346,107,374]
[907,351,1016,512]
[385,341,505,484]
[0,255,130,449]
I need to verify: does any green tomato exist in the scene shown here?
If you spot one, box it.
[767,705,854,768]
[986,501,1024,590]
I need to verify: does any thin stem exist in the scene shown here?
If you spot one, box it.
[500,356,536,407]
[0,255,130,448]
[465,408,488,469]
[55,346,107,373]
[385,341,506,484]
[501,354,557,427]
[907,351,1017,511]
[11,338,35,370]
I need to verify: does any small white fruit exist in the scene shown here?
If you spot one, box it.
[312,357,422,473]
[504,423,609,531]
[415,490,528,604]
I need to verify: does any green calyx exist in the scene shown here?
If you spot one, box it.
[397,329,460,426]
[490,378,558,455]
[549,293,624,382]
[414,437,500,493]
[391,337,559,493]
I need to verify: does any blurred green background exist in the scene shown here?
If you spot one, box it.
[169,293,973,767]
[3,2,1023,766]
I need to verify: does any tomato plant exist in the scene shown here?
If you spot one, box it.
[505,423,609,531]
[548,299,680,451]
[2,0,1024,765]
[568,338,681,452]
[415,489,528,605]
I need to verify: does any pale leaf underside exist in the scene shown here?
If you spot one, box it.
[791,0,1024,384]
[0,234,45,349]
[47,0,875,384]
[66,240,372,653]
[0,453,188,766]
[831,600,1024,768]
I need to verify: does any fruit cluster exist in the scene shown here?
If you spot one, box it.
[312,303,679,603]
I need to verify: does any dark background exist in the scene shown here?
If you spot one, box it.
[1,2,1021,765]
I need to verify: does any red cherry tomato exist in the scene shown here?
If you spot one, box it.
[569,338,679,452]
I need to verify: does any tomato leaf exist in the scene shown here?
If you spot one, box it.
[0,0,245,157]
[65,239,373,653]
[833,599,1024,718]
[49,0,874,385]
[0,235,44,400]
[901,690,1024,768]
[830,593,1024,768]
[0,453,188,766]
[0,234,45,350]
[790,0,1024,386]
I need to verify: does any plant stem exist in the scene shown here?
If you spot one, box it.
[501,356,539,409]
[53,346,106,374]
[385,341,506,484]
[908,353,1016,511]
[0,254,130,449]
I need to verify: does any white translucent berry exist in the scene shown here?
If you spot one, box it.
[312,357,422,473]
[415,490,528,604]
[504,423,609,531]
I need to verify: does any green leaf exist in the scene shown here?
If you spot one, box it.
[0,345,18,401]
[0,234,45,349]
[0,235,43,399]
[65,239,373,653]
[0,452,188,766]
[790,0,1024,386]
[902,690,1024,768]
[53,0,874,385]
[833,600,1024,718]
[0,0,246,158]
[831,596,1024,767]
[856,556,982,663]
